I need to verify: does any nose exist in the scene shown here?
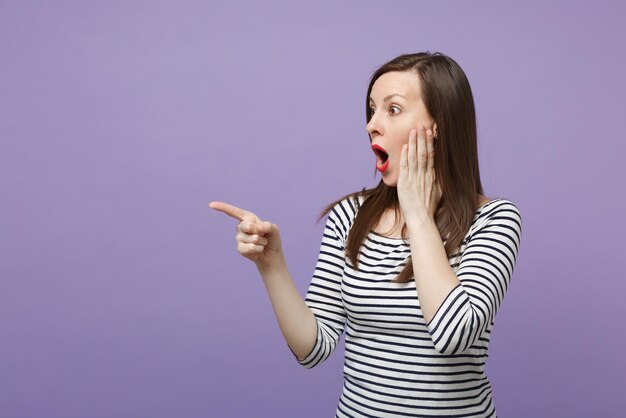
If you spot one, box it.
[366,114,381,138]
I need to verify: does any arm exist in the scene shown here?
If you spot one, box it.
[209,199,349,366]
[257,257,319,361]
[409,201,522,354]
[395,126,522,354]
[291,206,349,368]
[209,200,318,360]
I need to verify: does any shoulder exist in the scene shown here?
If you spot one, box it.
[325,192,364,239]
[477,198,521,223]
[470,197,522,243]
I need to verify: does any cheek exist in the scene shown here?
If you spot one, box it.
[391,136,408,162]
[391,121,409,134]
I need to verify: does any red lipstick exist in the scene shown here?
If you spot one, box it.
[371,144,389,173]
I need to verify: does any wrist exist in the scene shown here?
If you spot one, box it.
[257,255,288,280]
[406,212,435,232]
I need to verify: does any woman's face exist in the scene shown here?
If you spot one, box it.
[367,70,436,187]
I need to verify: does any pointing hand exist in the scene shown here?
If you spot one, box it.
[209,201,284,270]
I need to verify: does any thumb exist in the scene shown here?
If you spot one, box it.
[259,221,275,235]
[259,221,282,254]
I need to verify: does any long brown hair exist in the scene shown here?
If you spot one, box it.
[319,52,485,283]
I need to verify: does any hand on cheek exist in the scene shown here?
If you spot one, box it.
[397,125,442,223]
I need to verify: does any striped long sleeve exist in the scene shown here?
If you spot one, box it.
[426,201,522,355]
[296,201,354,368]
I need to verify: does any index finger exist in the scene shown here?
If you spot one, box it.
[209,201,257,222]
[426,129,435,171]
[417,125,427,173]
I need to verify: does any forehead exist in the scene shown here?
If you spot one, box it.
[369,71,422,101]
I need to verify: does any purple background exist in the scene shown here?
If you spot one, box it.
[2,1,625,417]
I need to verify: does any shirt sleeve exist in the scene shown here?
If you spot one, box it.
[293,200,352,368]
[426,200,522,355]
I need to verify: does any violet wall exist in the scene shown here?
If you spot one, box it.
[2,1,625,416]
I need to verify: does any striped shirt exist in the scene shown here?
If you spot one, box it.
[295,194,522,417]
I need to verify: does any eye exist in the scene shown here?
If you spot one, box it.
[389,105,401,115]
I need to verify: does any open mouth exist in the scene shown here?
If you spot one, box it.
[371,144,389,172]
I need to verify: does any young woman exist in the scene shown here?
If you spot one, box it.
[210,52,522,417]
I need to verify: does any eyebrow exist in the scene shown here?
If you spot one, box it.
[368,94,407,103]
